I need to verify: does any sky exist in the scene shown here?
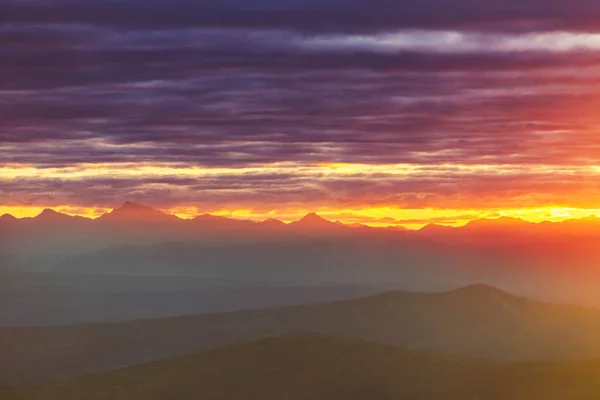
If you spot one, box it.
[3,0,600,227]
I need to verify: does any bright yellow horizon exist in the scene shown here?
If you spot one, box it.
[2,204,599,230]
[4,161,600,229]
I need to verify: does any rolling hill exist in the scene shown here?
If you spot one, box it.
[5,285,600,385]
[4,334,600,400]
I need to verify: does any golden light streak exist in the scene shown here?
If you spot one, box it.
[1,162,597,180]
[2,204,599,230]
[4,162,600,227]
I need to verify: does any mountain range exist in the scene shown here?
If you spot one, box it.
[3,202,600,260]
[4,201,600,249]
[5,201,600,308]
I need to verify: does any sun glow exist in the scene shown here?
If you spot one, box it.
[4,161,600,227]
[2,162,597,180]
[3,204,599,230]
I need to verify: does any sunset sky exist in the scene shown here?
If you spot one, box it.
[3,0,600,227]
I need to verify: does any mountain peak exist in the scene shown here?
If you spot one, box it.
[298,212,331,224]
[100,201,177,222]
[446,284,515,299]
[288,213,347,232]
[35,208,72,221]
[38,208,59,216]
[259,218,286,228]
[0,213,17,221]
[419,223,454,232]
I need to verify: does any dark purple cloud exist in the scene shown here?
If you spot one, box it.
[2,0,600,34]
[2,0,600,210]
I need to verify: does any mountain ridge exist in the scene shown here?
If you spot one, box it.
[6,284,600,385]
[7,202,600,234]
[5,333,600,400]
[97,201,180,222]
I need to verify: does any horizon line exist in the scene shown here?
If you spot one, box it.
[2,201,600,231]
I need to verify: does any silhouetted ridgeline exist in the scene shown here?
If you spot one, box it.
[4,285,600,385]
[4,334,600,400]
[4,202,600,310]
[4,202,600,256]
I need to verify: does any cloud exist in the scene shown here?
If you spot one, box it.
[2,0,600,214]
[2,0,600,34]
[2,67,600,168]
[3,162,600,211]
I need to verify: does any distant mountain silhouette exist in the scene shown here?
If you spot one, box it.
[5,202,600,235]
[5,202,600,244]
[191,213,257,230]
[6,202,600,275]
[33,209,88,224]
[418,223,455,233]
[288,213,346,235]
[464,216,532,228]
[7,285,600,384]
[98,201,179,223]
[6,334,600,400]
[0,214,18,232]
[291,212,337,227]
[36,209,67,220]
[0,214,16,222]
[258,218,287,228]
[417,215,600,246]
[193,213,233,222]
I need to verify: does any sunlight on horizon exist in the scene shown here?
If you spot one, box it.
[3,204,599,230]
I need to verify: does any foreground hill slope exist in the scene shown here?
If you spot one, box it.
[4,334,600,400]
[5,285,600,384]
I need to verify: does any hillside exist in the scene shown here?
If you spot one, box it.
[4,334,600,400]
[5,285,600,385]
